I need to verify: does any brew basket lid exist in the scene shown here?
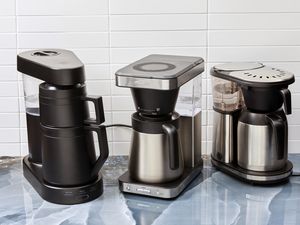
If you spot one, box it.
[211,62,295,88]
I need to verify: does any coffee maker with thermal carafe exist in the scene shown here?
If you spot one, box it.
[211,62,295,184]
[116,54,204,198]
[18,49,109,204]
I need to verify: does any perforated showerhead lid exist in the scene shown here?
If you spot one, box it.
[211,62,295,88]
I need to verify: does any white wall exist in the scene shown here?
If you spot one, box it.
[0,0,299,156]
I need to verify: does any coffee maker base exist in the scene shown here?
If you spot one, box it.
[23,156,104,205]
[118,166,202,199]
[211,157,293,185]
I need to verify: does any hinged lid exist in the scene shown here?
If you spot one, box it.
[17,49,85,86]
[115,54,204,90]
[211,62,295,88]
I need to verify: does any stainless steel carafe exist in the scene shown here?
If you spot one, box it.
[237,111,288,172]
[129,123,184,183]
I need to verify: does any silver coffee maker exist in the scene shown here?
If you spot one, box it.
[116,54,204,198]
[211,62,295,184]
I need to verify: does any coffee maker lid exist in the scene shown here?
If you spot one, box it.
[211,62,295,88]
[17,49,85,85]
[115,54,204,90]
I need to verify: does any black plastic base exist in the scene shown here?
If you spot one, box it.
[23,156,103,205]
[211,156,293,185]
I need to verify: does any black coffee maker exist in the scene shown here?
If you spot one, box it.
[18,49,109,204]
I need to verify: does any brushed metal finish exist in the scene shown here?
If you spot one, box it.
[116,64,204,90]
[212,111,234,164]
[129,130,184,183]
[179,112,202,168]
[212,63,294,85]
[237,121,287,172]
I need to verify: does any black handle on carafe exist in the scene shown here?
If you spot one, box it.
[82,96,105,125]
[280,88,292,115]
[162,124,180,170]
[265,114,285,159]
[85,125,109,178]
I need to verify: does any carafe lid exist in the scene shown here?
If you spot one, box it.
[211,62,295,88]
[115,54,204,90]
[17,49,85,86]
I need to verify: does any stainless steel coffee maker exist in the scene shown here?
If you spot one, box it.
[116,54,204,198]
[211,62,295,184]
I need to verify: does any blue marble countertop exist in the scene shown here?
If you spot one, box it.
[1,155,300,225]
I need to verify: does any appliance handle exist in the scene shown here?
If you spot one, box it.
[280,89,292,115]
[162,123,180,170]
[82,95,105,125]
[85,125,109,178]
[265,114,285,159]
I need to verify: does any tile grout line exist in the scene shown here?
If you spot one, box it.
[14,0,22,156]
[107,0,115,156]
[205,0,210,156]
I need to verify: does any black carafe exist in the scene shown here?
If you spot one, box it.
[18,49,109,204]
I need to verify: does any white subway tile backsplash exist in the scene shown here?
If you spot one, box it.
[288,141,300,153]
[0,144,20,156]
[86,80,111,96]
[112,127,132,142]
[209,0,300,13]
[287,109,300,125]
[20,128,27,143]
[18,16,109,33]
[111,47,207,64]
[71,48,110,64]
[110,0,207,14]
[17,0,62,15]
[111,14,207,31]
[208,46,300,62]
[0,50,16,65]
[0,66,17,81]
[209,13,300,30]
[209,30,300,46]
[112,111,133,125]
[112,96,135,111]
[20,113,26,128]
[20,143,28,156]
[289,126,300,141]
[63,0,109,15]
[0,129,19,142]
[292,94,300,109]
[102,96,112,111]
[0,82,18,97]
[17,0,108,15]
[0,1,15,16]
[0,98,19,113]
[0,17,15,32]
[111,31,206,48]
[85,65,110,80]
[0,113,19,128]
[18,33,109,49]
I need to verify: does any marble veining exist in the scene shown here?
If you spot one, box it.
[0,155,300,225]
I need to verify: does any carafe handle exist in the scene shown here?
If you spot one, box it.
[265,114,285,159]
[280,89,292,115]
[82,95,105,125]
[85,125,109,178]
[162,124,180,170]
